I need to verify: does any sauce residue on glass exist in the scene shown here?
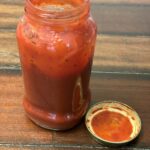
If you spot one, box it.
[91,110,133,142]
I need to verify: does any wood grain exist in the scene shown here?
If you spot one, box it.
[92,0,150,4]
[94,35,150,73]
[1,0,150,5]
[0,0,150,74]
[0,1,150,35]
[0,73,150,149]
[0,145,96,150]
[0,75,52,144]
[0,32,150,73]
[91,3,150,35]
[0,0,150,150]
[0,147,95,150]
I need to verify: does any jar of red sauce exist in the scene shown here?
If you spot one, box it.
[17,0,97,130]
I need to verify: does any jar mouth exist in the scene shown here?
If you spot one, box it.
[26,0,89,21]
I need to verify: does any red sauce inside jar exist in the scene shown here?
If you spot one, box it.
[17,0,96,130]
[91,110,133,142]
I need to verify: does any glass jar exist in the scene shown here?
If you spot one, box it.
[17,0,97,130]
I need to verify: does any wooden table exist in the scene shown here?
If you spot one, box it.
[0,0,150,149]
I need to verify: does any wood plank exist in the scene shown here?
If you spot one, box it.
[0,75,53,144]
[0,4,23,30]
[0,148,83,150]
[0,32,19,69]
[0,32,150,73]
[0,146,93,150]
[91,3,150,35]
[1,0,150,5]
[0,145,119,150]
[94,35,150,73]
[0,2,150,35]
[0,73,150,149]
[0,145,101,150]
[92,0,150,4]
[0,0,23,5]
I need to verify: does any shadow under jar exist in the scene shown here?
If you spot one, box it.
[16,0,97,130]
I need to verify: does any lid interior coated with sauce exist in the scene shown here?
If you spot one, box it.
[85,101,142,146]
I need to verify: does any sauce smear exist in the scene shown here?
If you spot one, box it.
[91,110,133,142]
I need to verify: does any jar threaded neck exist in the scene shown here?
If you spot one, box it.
[25,0,90,23]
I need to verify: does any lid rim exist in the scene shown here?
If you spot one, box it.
[85,100,142,146]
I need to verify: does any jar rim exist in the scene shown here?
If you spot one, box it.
[25,0,90,22]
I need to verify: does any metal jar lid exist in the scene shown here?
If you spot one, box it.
[85,101,142,147]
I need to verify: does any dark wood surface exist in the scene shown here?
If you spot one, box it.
[0,0,150,149]
[0,73,150,150]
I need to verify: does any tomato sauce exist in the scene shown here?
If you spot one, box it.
[91,110,133,142]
